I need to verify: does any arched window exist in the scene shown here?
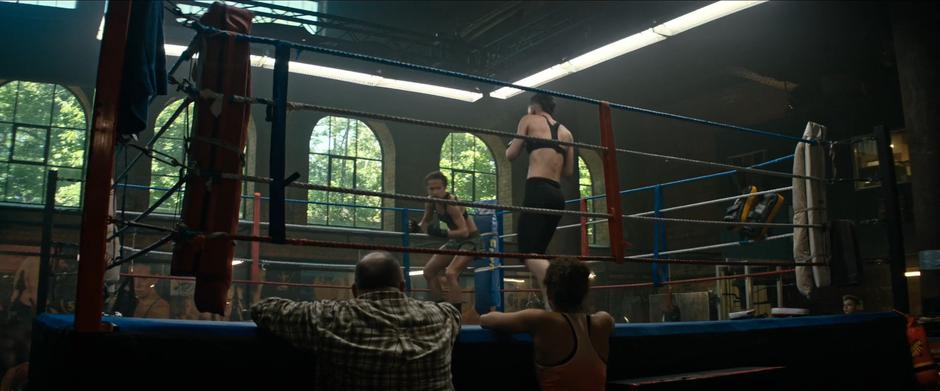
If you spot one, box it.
[176,1,320,35]
[0,81,87,206]
[150,99,193,213]
[578,156,596,244]
[308,116,383,228]
[439,133,496,203]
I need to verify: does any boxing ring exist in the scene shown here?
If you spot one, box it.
[30,311,911,389]
[28,2,916,389]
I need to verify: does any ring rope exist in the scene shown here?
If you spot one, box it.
[209,232,826,267]
[629,186,793,217]
[623,215,821,229]
[125,270,792,294]
[500,269,796,293]
[229,94,609,152]
[627,233,794,258]
[221,172,610,219]
[614,147,823,182]
[185,21,817,145]
[222,89,814,182]
[120,234,823,269]
[113,96,195,186]
[502,186,799,239]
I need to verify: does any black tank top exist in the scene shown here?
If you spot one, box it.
[526,116,566,156]
[434,194,469,230]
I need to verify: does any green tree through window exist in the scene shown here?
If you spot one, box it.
[148,100,252,217]
[577,156,596,244]
[0,81,87,206]
[308,116,383,228]
[439,133,496,204]
[150,100,193,213]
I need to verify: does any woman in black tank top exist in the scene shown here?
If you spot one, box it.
[506,93,575,307]
[417,171,481,303]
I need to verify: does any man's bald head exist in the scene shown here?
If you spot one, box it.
[354,252,403,292]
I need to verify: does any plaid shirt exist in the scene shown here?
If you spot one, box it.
[251,289,461,391]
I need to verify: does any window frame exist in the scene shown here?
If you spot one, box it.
[308,116,385,229]
[10,124,51,165]
[175,1,320,35]
[148,99,193,215]
[0,81,88,207]
[439,132,498,204]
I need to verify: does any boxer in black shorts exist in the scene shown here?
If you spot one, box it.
[417,171,480,303]
[506,93,575,292]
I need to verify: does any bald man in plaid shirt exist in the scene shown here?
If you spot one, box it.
[251,252,462,390]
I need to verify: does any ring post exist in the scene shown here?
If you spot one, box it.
[653,185,668,286]
[250,192,262,303]
[75,0,133,333]
[597,102,624,263]
[496,210,505,312]
[401,209,412,293]
[580,198,589,257]
[875,125,909,312]
[269,43,291,243]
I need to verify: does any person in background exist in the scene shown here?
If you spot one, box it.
[8,257,38,323]
[481,258,612,391]
[132,264,170,319]
[842,294,863,314]
[252,252,462,391]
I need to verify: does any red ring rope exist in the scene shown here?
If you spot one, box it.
[122,268,793,294]
[217,233,822,268]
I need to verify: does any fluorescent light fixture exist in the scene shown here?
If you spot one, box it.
[905,271,921,278]
[504,278,526,283]
[284,61,483,102]
[232,260,245,266]
[409,270,424,276]
[490,1,766,99]
[164,43,189,57]
[157,45,482,102]
[652,1,764,37]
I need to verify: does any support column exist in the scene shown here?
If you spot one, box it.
[269,43,291,243]
[35,170,58,315]
[580,198,589,257]
[250,192,262,304]
[891,2,940,316]
[401,209,412,293]
[875,125,909,313]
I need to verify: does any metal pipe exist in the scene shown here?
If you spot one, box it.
[496,211,505,312]
[776,266,784,308]
[250,193,262,304]
[875,125,909,312]
[35,170,57,315]
[402,209,412,293]
[715,266,723,320]
[745,265,753,310]
[268,43,291,243]
[628,233,794,259]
